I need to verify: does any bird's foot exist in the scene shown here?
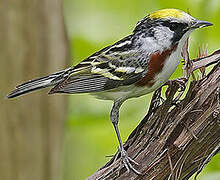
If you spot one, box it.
[167,77,188,92]
[118,146,142,175]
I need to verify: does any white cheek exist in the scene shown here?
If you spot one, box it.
[139,26,173,53]
[154,26,173,49]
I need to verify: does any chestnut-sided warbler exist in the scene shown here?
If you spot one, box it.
[8,9,212,174]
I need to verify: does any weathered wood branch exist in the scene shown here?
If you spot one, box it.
[88,49,220,180]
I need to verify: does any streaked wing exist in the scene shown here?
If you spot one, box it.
[49,35,149,94]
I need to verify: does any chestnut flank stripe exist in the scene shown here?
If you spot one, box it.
[135,45,177,87]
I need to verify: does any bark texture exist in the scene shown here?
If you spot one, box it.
[0,1,69,180]
[88,50,220,180]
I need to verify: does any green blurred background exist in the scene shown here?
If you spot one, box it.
[62,0,220,179]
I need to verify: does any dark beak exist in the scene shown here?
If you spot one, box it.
[191,20,213,29]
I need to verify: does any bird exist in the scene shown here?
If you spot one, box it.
[8,8,212,174]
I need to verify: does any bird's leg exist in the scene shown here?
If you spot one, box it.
[110,100,141,175]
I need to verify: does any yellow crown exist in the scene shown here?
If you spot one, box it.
[149,9,185,19]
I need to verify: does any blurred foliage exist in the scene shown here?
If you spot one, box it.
[63,0,220,179]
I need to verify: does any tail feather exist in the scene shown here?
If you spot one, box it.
[7,68,70,98]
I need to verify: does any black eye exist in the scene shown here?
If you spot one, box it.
[169,23,179,31]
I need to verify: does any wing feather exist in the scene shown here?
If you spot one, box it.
[49,35,149,94]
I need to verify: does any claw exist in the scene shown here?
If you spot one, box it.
[118,147,142,175]
[167,78,187,92]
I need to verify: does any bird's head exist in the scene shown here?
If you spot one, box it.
[133,9,213,48]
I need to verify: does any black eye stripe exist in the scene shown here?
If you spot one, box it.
[169,22,180,31]
[161,21,188,32]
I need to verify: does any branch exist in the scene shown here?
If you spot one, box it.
[88,48,220,180]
